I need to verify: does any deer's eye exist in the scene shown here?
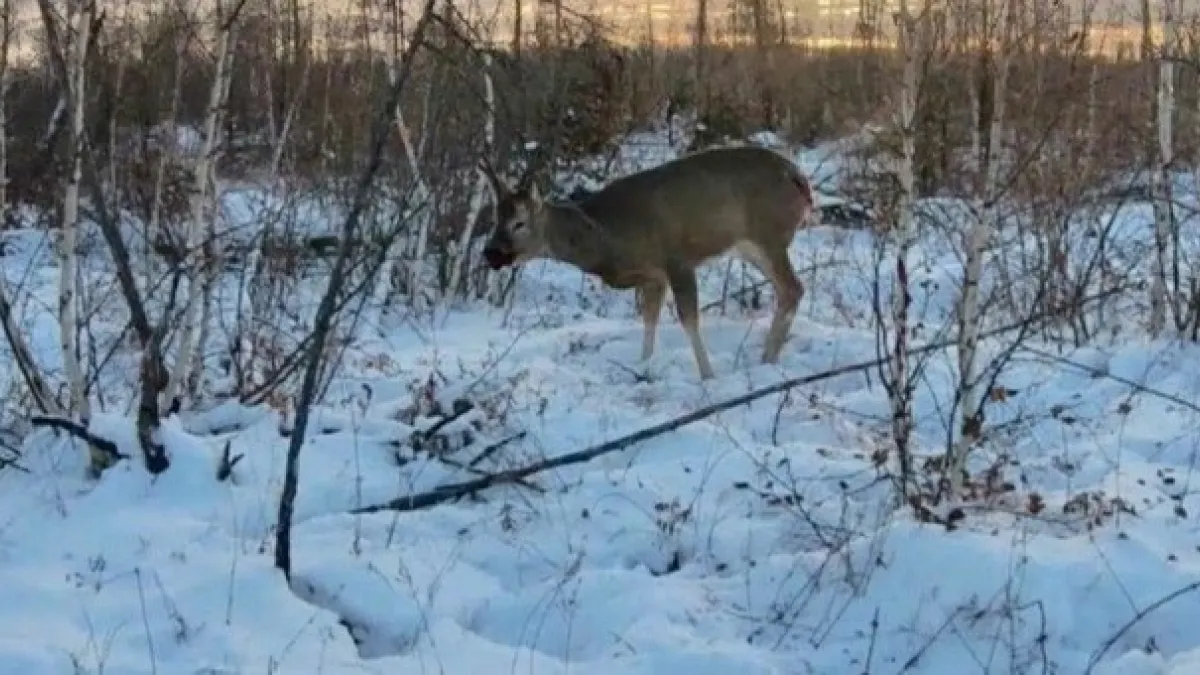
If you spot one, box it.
[510,220,528,234]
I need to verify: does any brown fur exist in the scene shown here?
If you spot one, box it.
[481,145,817,380]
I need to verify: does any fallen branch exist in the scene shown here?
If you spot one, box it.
[30,415,127,462]
[352,287,1124,515]
[438,455,544,494]
[412,402,474,449]
[467,431,526,468]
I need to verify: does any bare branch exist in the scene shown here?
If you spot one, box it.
[274,0,438,581]
[30,414,127,463]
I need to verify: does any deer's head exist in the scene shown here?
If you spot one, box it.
[480,160,548,270]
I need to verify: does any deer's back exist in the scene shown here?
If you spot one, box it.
[578,146,807,268]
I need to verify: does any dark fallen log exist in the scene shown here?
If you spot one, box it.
[351,350,899,514]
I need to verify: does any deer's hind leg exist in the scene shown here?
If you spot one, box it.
[665,264,716,380]
[637,276,667,362]
[735,241,803,364]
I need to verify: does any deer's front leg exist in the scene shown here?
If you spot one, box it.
[638,277,667,362]
[665,264,715,380]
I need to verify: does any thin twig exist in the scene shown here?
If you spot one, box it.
[897,607,963,673]
[1020,345,1200,415]
[134,568,158,675]
[862,607,880,675]
[700,261,846,313]
[1084,580,1200,674]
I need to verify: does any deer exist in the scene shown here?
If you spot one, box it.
[479,145,819,381]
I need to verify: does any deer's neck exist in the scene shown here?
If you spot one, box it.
[542,203,621,280]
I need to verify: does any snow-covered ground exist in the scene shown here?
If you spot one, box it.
[2,131,1200,674]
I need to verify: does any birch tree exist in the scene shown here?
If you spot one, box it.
[161,1,245,411]
[880,0,924,503]
[444,51,496,305]
[693,0,708,113]
[369,0,434,312]
[945,0,1013,499]
[1146,0,1180,336]
[58,0,97,425]
[31,0,168,473]
[26,0,119,473]
[1159,0,1182,333]
[259,0,314,182]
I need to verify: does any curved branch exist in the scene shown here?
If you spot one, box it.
[29,415,126,461]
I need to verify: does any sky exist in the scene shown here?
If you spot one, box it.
[5,0,1180,58]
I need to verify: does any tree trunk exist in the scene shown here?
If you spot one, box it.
[888,1,922,503]
[947,0,1012,499]
[446,53,496,304]
[275,0,437,582]
[58,0,93,437]
[163,13,240,411]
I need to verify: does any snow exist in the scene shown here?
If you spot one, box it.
[2,131,1200,674]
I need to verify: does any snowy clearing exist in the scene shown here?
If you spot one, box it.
[3,134,1200,675]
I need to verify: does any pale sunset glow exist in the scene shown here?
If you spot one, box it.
[3,0,1184,63]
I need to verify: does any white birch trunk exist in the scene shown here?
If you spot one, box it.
[416,65,434,163]
[889,2,920,501]
[396,111,432,300]
[947,0,1011,498]
[1158,0,1179,328]
[187,35,241,395]
[106,1,129,194]
[1148,0,1176,336]
[262,66,278,159]
[42,96,65,148]
[268,58,313,181]
[188,268,213,395]
[967,21,981,177]
[317,18,334,176]
[162,18,237,410]
[240,41,312,391]
[58,0,92,421]
[373,24,433,313]
[1084,61,1098,162]
[445,52,495,305]
[370,107,431,313]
